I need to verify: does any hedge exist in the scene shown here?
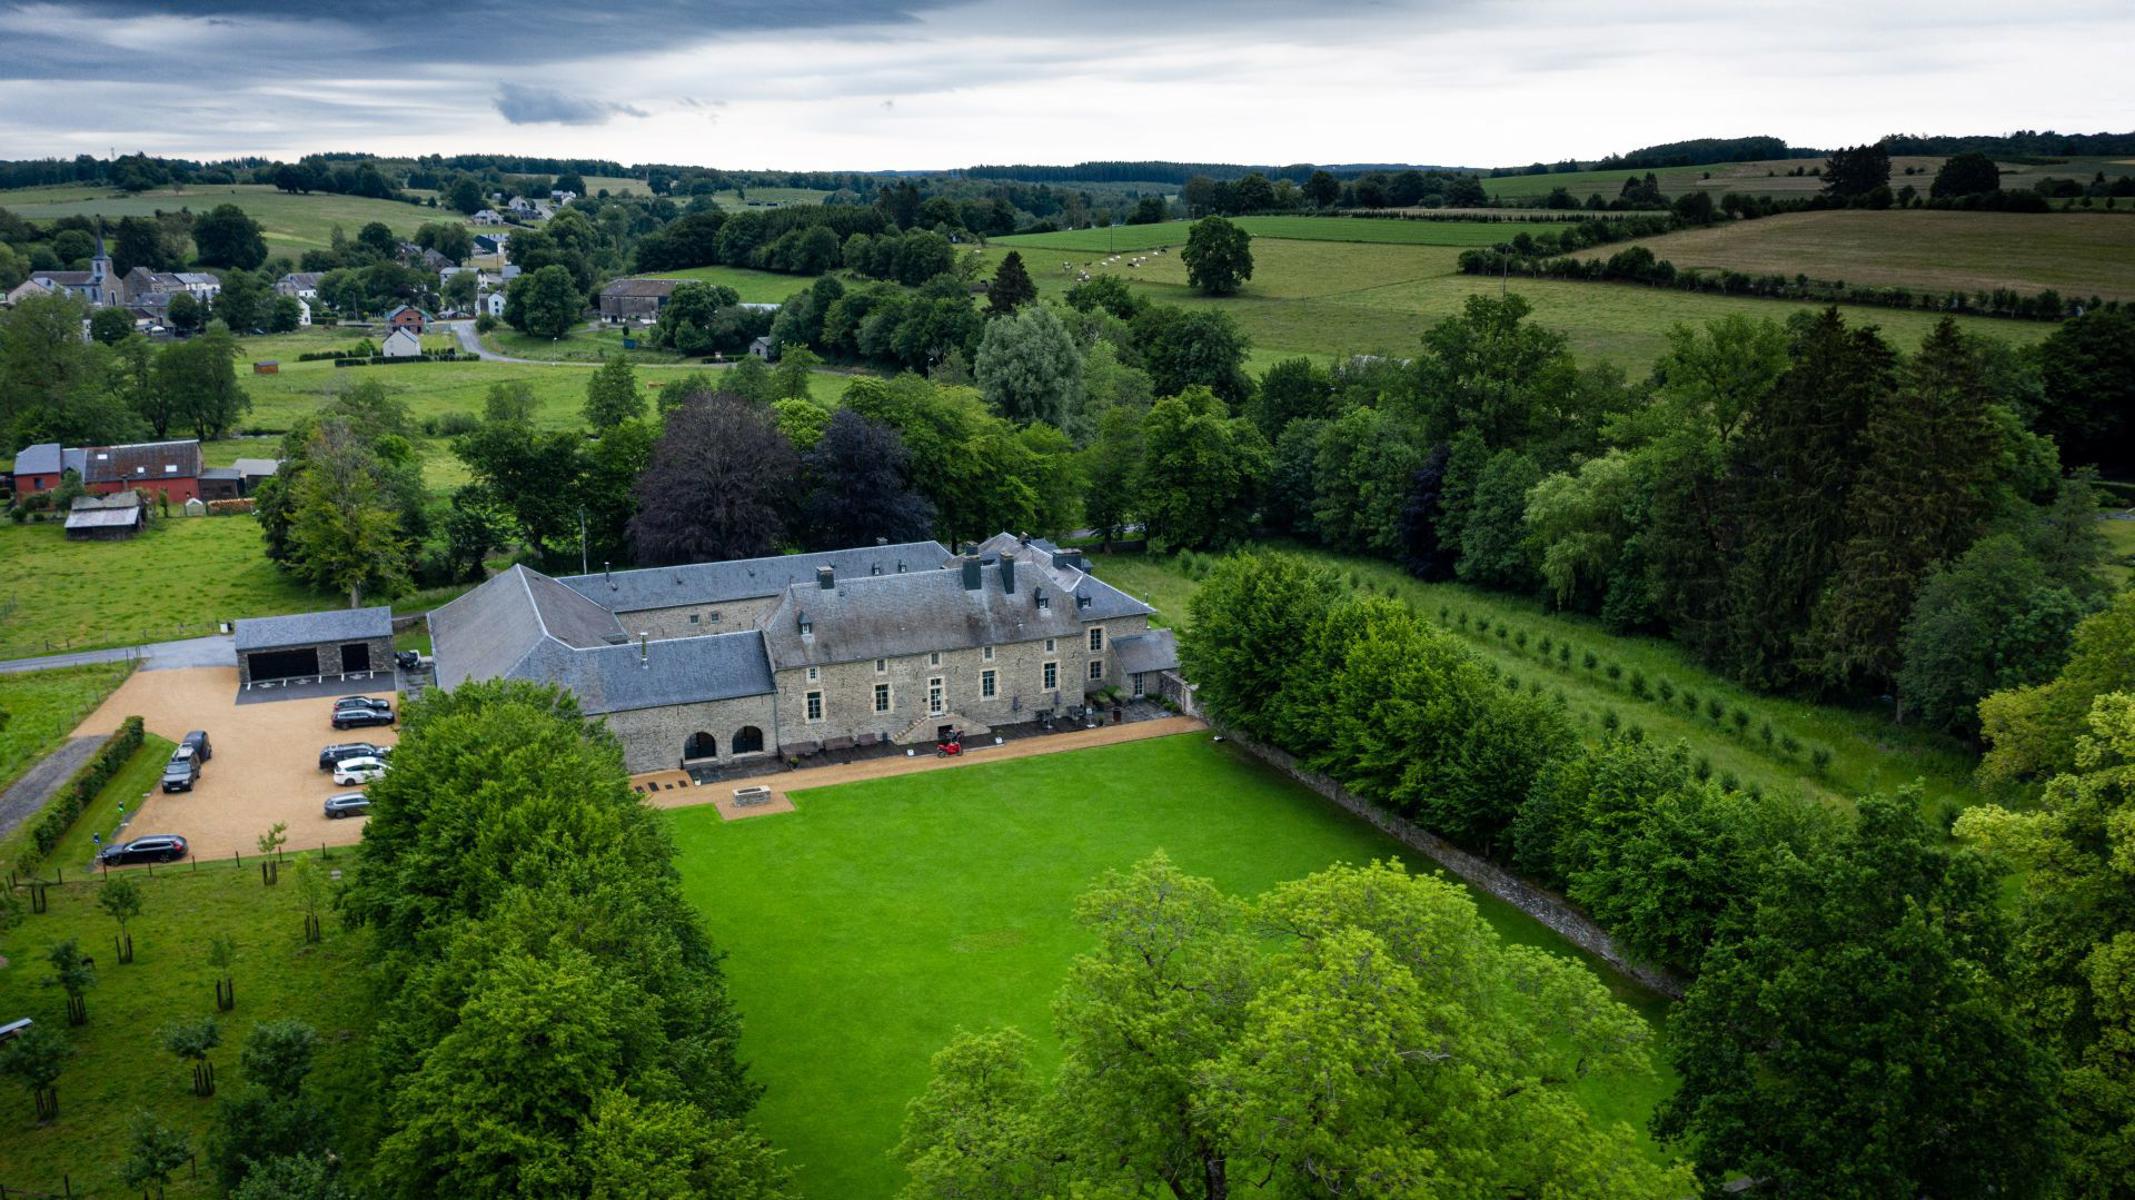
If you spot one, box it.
[19,715,145,873]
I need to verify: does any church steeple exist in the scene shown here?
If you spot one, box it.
[90,222,110,285]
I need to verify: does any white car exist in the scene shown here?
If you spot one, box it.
[331,756,387,786]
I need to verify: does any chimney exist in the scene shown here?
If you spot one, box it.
[896,559,907,574]
[961,557,982,590]
[876,536,888,545]
[999,556,1017,594]
[638,631,649,669]
[817,565,836,590]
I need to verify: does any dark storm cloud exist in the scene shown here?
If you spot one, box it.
[494,83,647,125]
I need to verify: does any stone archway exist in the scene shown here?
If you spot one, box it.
[732,725,765,755]
[683,731,717,761]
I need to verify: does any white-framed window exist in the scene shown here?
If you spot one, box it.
[875,658,887,674]
[874,682,892,713]
[1132,672,1146,698]
[929,650,941,667]
[982,645,995,662]
[1088,659,1104,681]
[1088,627,1103,652]
[981,669,996,699]
[928,676,945,715]
[689,613,700,624]
[805,691,824,722]
[1043,661,1058,691]
[806,666,819,683]
[1044,638,1056,654]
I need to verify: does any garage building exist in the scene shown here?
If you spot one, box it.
[235,607,396,687]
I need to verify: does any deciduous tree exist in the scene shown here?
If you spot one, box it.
[1181,216,1253,295]
[629,394,797,564]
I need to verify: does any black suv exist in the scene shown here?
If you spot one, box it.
[331,697,394,730]
[180,730,211,761]
[318,742,384,770]
[99,835,188,865]
[161,746,201,793]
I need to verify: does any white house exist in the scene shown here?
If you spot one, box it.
[381,327,422,358]
[480,289,507,318]
[295,297,312,327]
[471,209,504,226]
[550,189,578,204]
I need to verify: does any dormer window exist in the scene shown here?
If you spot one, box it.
[797,612,813,637]
[1035,591,1050,611]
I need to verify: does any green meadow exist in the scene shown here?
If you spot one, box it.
[995,215,1575,253]
[0,663,134,793]
[0,183,459,252]
[669,734,1676,1200]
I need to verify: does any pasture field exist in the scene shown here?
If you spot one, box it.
[482,323,691,364]
[985,235,2054,367]
[714,187,832,209]
[0,519,336,659]
[995,215,1575,253]
[1479,155,2135,203]
[582,174,651,196]
[0,663,134,794]
[1578,209,2135,300]
[0,183,456,252]
[641,261,825,303]
[669,733,1676,1200]
[1087,547,1986,821]
[0,859,379,1199]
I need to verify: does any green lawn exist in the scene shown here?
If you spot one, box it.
[0,183,461,252]
[0,664,134,794]
[983,235,2054,368]
[1088,547,1986,821]
[0,857,378,1198]
[669,734,1676,1199]
[0,519,335,660]
[483,324,692,365]
[2102,517,2135,589]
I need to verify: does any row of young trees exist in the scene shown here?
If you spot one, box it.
[337,680,791,1197]
[1179,550,2091,1195]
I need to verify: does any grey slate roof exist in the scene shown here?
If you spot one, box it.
[11,442,61,475]
[80,440,201,485]
[199,467,241,482]
[556,541,955,614]
[235,606,393,653]
[64,506,143,532]
[762,558,1095,670]
[233,458,279,478]
[428,565,771,712]
[1112,629,1181,675]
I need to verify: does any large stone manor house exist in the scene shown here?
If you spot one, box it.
[427,534,1184,773]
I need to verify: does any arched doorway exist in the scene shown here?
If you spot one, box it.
[683,731,717,761]
[732,725,765,755]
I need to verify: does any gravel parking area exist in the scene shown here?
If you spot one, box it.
[71,666,395,860]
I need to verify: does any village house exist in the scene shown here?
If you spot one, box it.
[480,289,507,319]
[471,209,505,226]
[26,230,121,307]
[275,272,323,300]
[472,233,509,256]
[384,305,428,333]
[381,327,423,358]
[597,277,681,323]
[426,534,1183,774]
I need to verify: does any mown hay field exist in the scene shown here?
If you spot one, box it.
[1578,209,2135,300]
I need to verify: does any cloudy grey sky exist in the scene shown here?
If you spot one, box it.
[0,0,2127,168]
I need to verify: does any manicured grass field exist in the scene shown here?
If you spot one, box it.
[986,235,2054,367]
[1580,210,2135,300]
[644,262,825,303]
[0,858,378,1198]
[0,664,134,794]
[0,183,459,252]
[996,215,1575,253]
[483,324,691,364]
[0,519,335,659]
[669,734,1675,1199]
[1087,548,1986,820]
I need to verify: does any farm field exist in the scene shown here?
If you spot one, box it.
[1086,547,1986,821]
[645,262,828,303]
[712,186,831,209]
[582,174,651,196]
[0,860,379,1199]
[0,518,335,660]
[0,182,456,252]
[985,235,2054,367]
[995,214,1575,252]
[1479,154,2135,202]
[1578,210,2135,300]
[669,733,1677,1200]
[0,663,133,794]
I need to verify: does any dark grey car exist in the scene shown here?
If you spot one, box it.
[161,747,200,793]
[323,793,372,819]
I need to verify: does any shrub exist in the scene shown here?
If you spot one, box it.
[1759,721,1775,746]
[1656,679,1675,702]
[1628,670,1650,699]
[1780,733,1801,757]
[1558,644,1571,664]
[1682,690,1698,714]
[1693,755,1713,781]
[432,410,481,437]
[1706,698,1726,722]
[1624,724,1645,743]
[1605,662,1623,681]
[1810,747,1833,775]
[1513,630,1528,649]
[1438,606,1450,624]
[1496,625,1509,640]
[1583,650,1598,670]
[1731,707,1751,733]
[1538,635,1552,655]
[21,716,145,871]
[1600,708,1620,732]
[1719,771,1741,791]
[1456,612,1469,629]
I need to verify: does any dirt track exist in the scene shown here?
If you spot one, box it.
[630,715,1209,818]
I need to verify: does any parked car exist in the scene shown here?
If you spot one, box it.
[395,650,423,671]
[323,792,372,819]
[318,742,383,771]
[161,746,201,793]
[333,695,392,713]
[331,756,386,786]
[98,835,188,865]
[180,730,212,761]
[332,703,394,730]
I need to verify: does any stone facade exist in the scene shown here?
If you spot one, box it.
[600,692,780,774]
[236,634,395,686]
[614,597,779,641]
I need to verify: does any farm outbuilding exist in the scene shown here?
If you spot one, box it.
[234,606,395,687]
[63,492,144,540]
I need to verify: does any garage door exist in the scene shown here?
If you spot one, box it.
[247,647,320,682]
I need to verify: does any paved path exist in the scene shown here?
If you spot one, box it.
[443,319,550,364]
[632,715,1209,817]
[0,734,110,842]
[0,634,234,675]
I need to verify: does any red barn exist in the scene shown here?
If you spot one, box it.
[81,440,203,505]
[9,442,79,495]
[384,305,429,334]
